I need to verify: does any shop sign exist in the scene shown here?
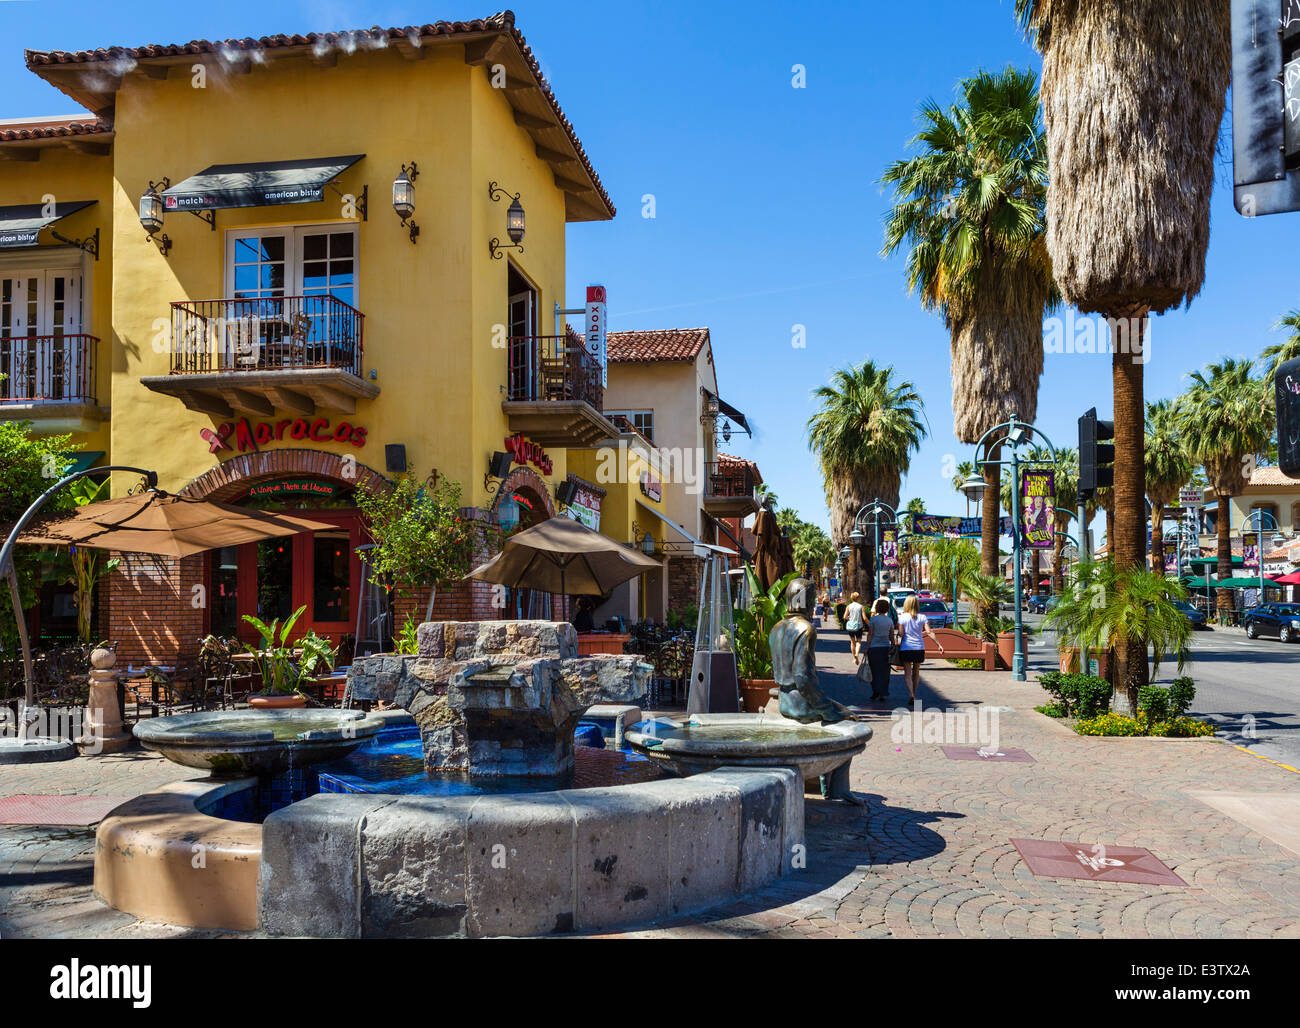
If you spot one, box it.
[246,478,340,500]
[1178,486,1204,508]
[201,416,368,454]
[504,433,552,475]
[639,471,662,502]
[585,285,607,388]
[567,482,602,532]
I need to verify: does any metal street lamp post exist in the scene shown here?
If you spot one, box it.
[1244,508,1282,607]
[849,499,898,601]
[966,415,1059,682]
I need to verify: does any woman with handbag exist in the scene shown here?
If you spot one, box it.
[898,593,943,707]
[843,592,866,664]
[861,598,896,701]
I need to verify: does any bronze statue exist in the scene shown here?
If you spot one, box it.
[768,576,861,804]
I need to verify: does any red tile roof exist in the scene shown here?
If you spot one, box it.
[606,328,710,363]
[717,452,762,484]
[0,116,111,142]
[23,11,612,218]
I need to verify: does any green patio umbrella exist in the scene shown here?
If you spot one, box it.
[1216,576,1279,589]
[1178,575,1213,589]
[1186,555,1243,568]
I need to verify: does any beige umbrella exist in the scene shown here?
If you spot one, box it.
[17,490,334,557]
[466,516,659,619]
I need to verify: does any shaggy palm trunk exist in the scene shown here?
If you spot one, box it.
[980,440,1003,619]
[1215,494,1233,615]
[1111,325,1148,713]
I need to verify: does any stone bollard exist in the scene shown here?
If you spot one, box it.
[78,645,131,756]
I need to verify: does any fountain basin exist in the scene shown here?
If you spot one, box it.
[134,709,383,776]
[625,712,872,781]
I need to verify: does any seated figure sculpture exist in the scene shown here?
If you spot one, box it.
[769,576,862,804]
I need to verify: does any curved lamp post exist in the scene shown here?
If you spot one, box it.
[964,415,1059,681]
[848,499,898,601]
[1243,509,1284,608]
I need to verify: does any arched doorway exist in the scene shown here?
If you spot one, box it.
[490,465,557,620]
[182,450,389,647]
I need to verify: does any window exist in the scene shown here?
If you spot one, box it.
[0,268,84,401]
[607,409,654,442]
[227,225,356,306]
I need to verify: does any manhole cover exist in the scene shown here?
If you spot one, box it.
[942,745,1035,762]
[0,794,130,826]
[1011,838,1186,886]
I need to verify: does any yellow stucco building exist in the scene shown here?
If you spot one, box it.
[1,12,673,662]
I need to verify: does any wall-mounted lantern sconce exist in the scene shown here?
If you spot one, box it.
[555,479,578,507]
[484,449,513,498]
[641,531,656,556]
[488,181,525,260]
[139,179,172,256]
[393,162,419,243]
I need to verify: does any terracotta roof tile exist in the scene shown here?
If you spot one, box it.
[1247,466,1300,487]
[606,328,710,363]
[23,11,612,218]
[0,117,111,142]
[717,451,762,484]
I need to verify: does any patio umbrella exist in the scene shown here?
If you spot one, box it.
[1215,576,1280,589]
[465,515,659,620]
[1272,570,1300,585]
[16,490,333,557]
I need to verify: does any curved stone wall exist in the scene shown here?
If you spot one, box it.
[259,765,803,938]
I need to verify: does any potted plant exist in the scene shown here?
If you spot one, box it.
[732,568,798,712]
[242,606,338,708]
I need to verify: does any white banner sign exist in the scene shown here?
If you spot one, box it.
[585,285,607,387]
[1178,486,1203,507]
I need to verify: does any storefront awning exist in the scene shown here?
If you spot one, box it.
[63,451,105,475]
[161,154,364,211]
[636,500,734,560]
[0,200,95,248]
[704,389,751,436]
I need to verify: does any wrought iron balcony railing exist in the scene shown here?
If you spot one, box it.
[506,334,603,409]
[706,461,756,499]
[169,294,364,376]
[0,334,98,405]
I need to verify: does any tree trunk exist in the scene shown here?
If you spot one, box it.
[1111,323,1148,714]
[980,438,1003,619]
[1216,493,1234,614]
[1150,502,1165,578]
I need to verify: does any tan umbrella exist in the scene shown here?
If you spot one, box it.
[466,516,659,619]
[17,490,334,557]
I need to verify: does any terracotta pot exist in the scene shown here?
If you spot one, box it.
[248,693,307,709]
[739,678,776,714]
[996,631,1016,670]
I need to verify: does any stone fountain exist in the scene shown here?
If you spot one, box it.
[346,619,650,777]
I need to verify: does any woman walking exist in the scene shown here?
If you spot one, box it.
[898,594,943,707]
[863,598,896,702]
[843,591,866,664]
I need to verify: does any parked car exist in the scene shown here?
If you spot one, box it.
[918,598,954,628]
[888,587,916,612]
[1026,593,1051,614]
[1173,600,1208,630]
[1244,603,1300,643]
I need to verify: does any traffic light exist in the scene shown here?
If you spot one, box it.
[1078,407,1115,501]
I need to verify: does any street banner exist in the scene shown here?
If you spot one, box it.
[881,528,899,569]
[1163,549,1178,575]
[1021,469,1055,549]
[1243,532,1260,574]
[585,285,607,387]
[907,513,1018,538]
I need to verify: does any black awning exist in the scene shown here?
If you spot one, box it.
[161,154,364,212]
[705,389,752,436]
[0,200,95,248]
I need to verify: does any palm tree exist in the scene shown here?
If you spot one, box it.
[1145,399,1195,579]
[1174,359,1274,618]
[882,66,1058,607]
[1263,309,1300,378]
[807,361,927,600]
[1015,0,1231,706]
[951,460,978,516]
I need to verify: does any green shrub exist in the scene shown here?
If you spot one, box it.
[1075,710,1215,738]
[947,657,984,670]
[1167,677,1196,717]
[1137,685,1170,723]
[1075,712,1145,736]
[1035,702,1068,718]
[1149,716,1216,738]
[1038,671,1111,718]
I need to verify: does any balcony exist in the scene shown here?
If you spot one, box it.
[0,334,105,433]
[703,460,759,517]
[140,295,379,418]
[502,334,617,447]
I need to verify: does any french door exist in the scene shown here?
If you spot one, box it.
[0,269,84,401]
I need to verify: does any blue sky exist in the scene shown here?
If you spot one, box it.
[1,0,1291,538]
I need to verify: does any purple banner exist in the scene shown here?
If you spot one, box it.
[1021,469,1055,549]
[881,528,899,569]
[1243,532,1259,574]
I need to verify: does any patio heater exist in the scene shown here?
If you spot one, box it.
[686,551,739,714]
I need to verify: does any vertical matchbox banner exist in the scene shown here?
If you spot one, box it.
[585,285,607,387]
[1243,532,1260,574]
[881,528,899,569]
[1021,469,1054,549]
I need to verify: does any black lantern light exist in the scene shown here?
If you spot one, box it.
[488,181,525,260]
[138,179,171,256]
[393,162,419,243]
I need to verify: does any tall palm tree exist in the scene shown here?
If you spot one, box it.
[1145,399,1195,578]
[807,361,927,600]
[1015,0,1231,707]
[1263,310,1300,378]
[882,66,1058,607]
[1175,359,1274,618]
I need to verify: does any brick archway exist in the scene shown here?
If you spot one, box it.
[179,448,390,502]
[492,465,556,524]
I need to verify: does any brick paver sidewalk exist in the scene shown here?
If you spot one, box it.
[3,628,1299,939]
